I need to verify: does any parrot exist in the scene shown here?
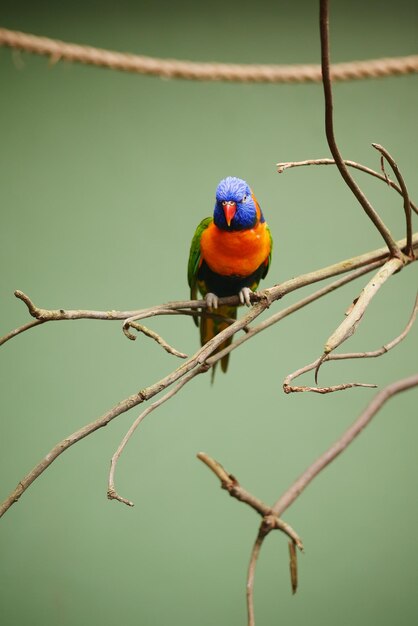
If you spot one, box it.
[187,176,272,374]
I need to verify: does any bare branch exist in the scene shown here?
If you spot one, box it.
[319,0,401,258]
[277,157,418,215]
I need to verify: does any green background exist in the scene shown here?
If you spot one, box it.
[1,1,417,625]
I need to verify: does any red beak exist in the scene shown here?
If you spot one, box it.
[223,201,236,226]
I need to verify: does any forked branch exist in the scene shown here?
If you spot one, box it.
[284,293,418,392]
[197,452,303,550]
[197,452,306,625]
[1,233,417,520]
[199,374,418,624]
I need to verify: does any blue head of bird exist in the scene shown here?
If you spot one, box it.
[213,176,263,231]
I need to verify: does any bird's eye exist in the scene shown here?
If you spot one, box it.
[222,201,226,206]
[242,194,248,202]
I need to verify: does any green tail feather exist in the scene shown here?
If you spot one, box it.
[199,305,237,377]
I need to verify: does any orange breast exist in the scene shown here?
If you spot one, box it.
[200,221,270,276]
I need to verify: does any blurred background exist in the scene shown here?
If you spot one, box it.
[1,1,417,624]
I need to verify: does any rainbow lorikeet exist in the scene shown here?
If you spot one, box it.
[188,176,272,373]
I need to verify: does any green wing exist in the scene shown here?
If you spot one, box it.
[262,223,273,280]
[187,216,212,300]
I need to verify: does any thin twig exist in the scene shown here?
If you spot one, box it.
[0,318,45,346]
[122,309,237,335]
[319,0,401,259]
[277,157,418,215]
[197,452,232,485]
[372,143,415,257]
[247,533,265,626]
[285,381,376,394]
[197,453,273,522]
[108,369,201,506]
[123,321,187,358]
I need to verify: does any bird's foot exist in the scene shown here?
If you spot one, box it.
[205,292,219,309]
[239,287,253,307]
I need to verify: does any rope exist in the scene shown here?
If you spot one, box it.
[1,27,417,83]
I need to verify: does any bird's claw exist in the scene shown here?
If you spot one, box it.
[205,292,219,309]
[239,287,253,307]
[206,289,253,308]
